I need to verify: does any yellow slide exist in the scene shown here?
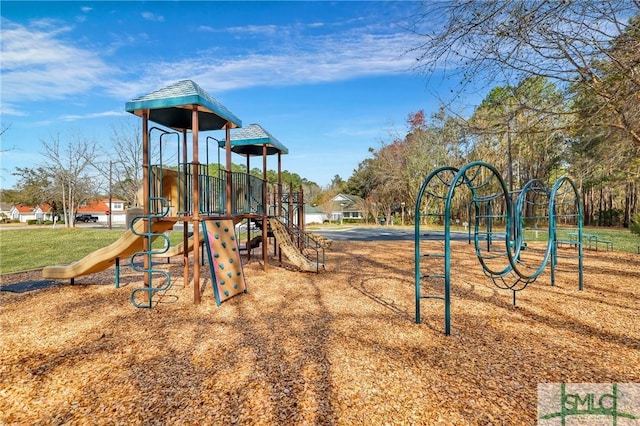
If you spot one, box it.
[269,218,323,273]
[42,219,176,279]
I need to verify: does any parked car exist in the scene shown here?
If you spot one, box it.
[75,214,98,222]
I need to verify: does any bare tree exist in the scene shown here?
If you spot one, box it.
[406,0,640,145]
[0,124,14,181]
[354,197,373,224]
[316,191,336,224]
[107,121,144,207]
[41,133,98,227]
[0,124,9,135]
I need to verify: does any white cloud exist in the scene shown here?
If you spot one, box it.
[196,25,215,33]
[226,24,279,36]
[59,110,126,122]
[0,19,117,115]
[141,12,164,22]
[1,13,418,113]
[107,30,417,99]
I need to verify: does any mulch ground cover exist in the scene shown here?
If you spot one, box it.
[1,240,639,425]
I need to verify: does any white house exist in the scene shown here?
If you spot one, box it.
[304,203,327,225]
[330,193,364,222]
[76,198,128,225]
[0,202,12,222]
[9,204,50,223]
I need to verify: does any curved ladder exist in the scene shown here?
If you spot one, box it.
[414,166,460,334]
[129,197,173,308]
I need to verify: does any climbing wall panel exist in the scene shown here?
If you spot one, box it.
[202,220,247,305]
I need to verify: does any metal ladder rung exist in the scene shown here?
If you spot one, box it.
[422,253,445,258]
[420,295,445,301]
[421,273,445,279]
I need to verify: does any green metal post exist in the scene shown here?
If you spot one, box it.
[115,257,120,288]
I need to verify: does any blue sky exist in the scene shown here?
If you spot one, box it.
[1,1,473,190]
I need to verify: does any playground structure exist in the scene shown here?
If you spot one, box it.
[414,161,584,335]
[42,80,326,308]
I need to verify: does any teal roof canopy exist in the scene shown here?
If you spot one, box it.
[222,123,288,156]
[125,80,242,131]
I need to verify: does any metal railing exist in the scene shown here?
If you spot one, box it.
[278,214,325,270]
[148,165,267,217]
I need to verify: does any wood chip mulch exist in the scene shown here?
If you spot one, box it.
[1,240,639,425]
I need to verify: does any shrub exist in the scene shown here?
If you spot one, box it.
[630,214,640,236]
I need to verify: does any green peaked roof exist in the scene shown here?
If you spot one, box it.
[221,123,288,156]
[125,80,242,131]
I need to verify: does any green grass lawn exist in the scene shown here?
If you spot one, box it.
[0,227,187,274]
[1,224,638,275]
[522,226,640,253]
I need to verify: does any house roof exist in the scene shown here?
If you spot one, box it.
[220,123,288,156]
[305,203,324,214]
[13,204,36,213]
[331,193,363,212]
[332,193,363,204]
[76,200,110,213]
[125,80,242,131]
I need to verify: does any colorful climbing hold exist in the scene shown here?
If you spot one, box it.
[215,221,221,227]
[227,272,233,278]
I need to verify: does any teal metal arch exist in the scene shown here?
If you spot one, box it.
[508,178,553,284]
[415,161,584,335]
[549,176,584,290]
[414,165,460,332]
[450,163,514,279]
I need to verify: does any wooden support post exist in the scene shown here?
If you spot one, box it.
[278,152,282,219]
[192,107,201,304]
[182,129,189,289]
[246,155,252,263]
[142,110,151,305]
[299,188,305,233]
[262,144,268,272]
[225,125,232,217]
[288,182,294,227]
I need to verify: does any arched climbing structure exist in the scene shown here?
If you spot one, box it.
[415,161,584,335]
